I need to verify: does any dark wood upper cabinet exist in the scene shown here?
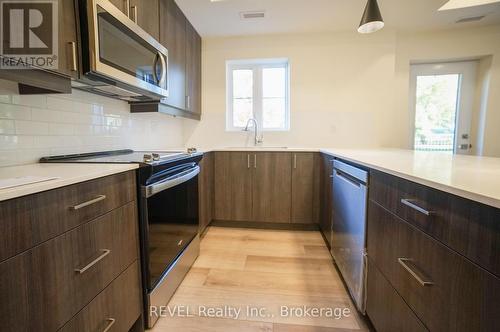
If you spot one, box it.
[160,0,187,110]
[291,153,316,223]
[132,0,202,119]
[56,0,79,78]
[130,0,160,40]
[185,19,202,116]
[252,153,292,223]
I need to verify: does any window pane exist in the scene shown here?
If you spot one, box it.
[233,98,253,127]
[263,67,286,98]
[263,98,286,129]
[233,69,253,98]
[414,74,460,153]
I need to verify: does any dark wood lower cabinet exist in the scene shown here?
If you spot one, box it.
[367,200,500,332]
[59,261,142,332]
[0,171,142,332]
[252,153,292,223]
[199,152,214,234]
[367,259,428,332]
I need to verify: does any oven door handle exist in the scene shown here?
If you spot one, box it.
[142,166,200,198]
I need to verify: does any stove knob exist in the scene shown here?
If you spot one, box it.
[152,153,160,161]
[143,154,153,162]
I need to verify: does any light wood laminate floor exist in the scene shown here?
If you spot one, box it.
[151,227,371,332]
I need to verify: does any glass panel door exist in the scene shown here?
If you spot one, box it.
[410,61,477,154]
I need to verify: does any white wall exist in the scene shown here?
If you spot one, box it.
[0,88,185,166]
[184,30,398,149]
[393,25,500,156]
[184,24,500,156]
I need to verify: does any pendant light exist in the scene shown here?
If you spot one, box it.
[358,0,384,34]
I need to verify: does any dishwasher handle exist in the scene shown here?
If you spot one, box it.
[334,169,364,188]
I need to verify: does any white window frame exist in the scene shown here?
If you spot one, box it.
[226,58,290,131]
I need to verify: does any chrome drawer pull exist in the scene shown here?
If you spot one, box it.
[401,198,432,216]
[102,318,116,332]
[70,195,106,210]
[398,258,434,286]
[75,249,111,274]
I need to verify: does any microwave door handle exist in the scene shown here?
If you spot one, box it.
[152,53,160,83]
[158,52,166,85]
[142,166,200,198]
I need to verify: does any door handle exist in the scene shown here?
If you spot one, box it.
[254,154,257,168]
[400,198,433,216]
[75,249,111,274]
[102,318,116,332]
[131,5,138,23]
[125,0,130,17]
[68,41,77,72]
[398,258,434,286]
[70,195,106,210]
[293,154,297,169]
[247,154,250,169]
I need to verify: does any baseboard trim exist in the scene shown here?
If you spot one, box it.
[211,220,319,231]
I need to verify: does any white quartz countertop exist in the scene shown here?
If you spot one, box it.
[203,147,500,208]
[0,163,138,202]
[320,148,500,209]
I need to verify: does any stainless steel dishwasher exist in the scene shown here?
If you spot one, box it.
[331,159,368,313]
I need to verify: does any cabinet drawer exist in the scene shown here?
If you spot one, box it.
[367,259,427,332]
[0,171,136,263]
[368,201,500,332]
[59,261,142,332]
[0,202,139,332]
[370,170,500,277]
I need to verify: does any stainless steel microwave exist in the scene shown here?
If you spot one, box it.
[76,0,168,101]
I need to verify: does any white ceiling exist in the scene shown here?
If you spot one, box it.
[175,0,500,37]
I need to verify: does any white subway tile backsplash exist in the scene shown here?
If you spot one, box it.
[48,123,75,135]
[15,120,49,135]
[12,95,47,108]
[0,89,185,165]
[0,135,34,149]
[0,119,15,134]
[0,95,11,104]
[0,104,31,120]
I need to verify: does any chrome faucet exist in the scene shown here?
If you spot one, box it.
[244,118,263,146]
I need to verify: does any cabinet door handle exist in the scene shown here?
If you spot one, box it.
[68,41,77,71]
[102,318,116,332]
[75,249,111,274]
[247,154,250,169]
[125,0,130,17]
[186,95,191,110]
[70,195,106,210]
[401,198,432,216]
[254,154,257,168]
[398,258,434,286]
[293,154,297,169]
[131,5,138,23]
